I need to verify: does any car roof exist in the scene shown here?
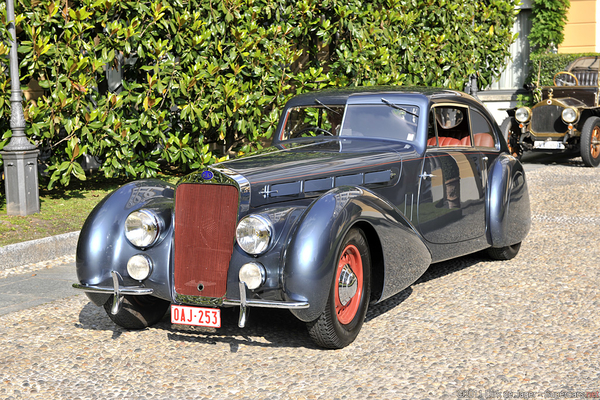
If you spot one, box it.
[284,86,465,107]
[567,56,600,72]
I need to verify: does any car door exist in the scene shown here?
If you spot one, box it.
[417,104,488,244]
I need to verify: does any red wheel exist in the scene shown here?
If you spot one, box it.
[307,228,371,349]
[334,244,364,324]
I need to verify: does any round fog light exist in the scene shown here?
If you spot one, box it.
[239,262,266,290]
[127,254,153,281]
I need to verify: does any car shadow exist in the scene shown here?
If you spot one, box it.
[520,152,586,168]
[76,301,320,351]
[75,251,490,351]
[364,251,488,323]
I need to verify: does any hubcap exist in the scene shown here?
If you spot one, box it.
[338,264,358,306]
[335,244,363,325]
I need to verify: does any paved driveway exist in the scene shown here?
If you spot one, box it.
[0,158,598,399]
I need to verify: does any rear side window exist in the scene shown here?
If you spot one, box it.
[469,109,497,149]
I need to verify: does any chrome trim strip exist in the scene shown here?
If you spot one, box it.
[222,298,310,309]
[72,283,153,295]
[207,166,251,215]
[174,292,309,310]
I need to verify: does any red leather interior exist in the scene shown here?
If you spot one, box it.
[430,133,494,147]
[473,132,495,147]
[438,137,461,146]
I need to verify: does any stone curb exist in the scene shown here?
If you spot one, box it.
[0,231,79,271]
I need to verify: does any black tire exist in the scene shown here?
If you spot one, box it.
[103,295,170,329]
[486,242,522,260]
[500,117,522,159]
[579,117,600,167]
[307,228,371,349]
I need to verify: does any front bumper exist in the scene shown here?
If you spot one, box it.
[73,271,309,328]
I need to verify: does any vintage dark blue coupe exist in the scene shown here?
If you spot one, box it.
[74,87,531,348]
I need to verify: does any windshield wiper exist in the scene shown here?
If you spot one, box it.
[315,99,342,115]
[381,98,419,118]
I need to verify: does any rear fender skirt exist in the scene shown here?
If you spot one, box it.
[76,179,175,305]
[487,155,531,248]
[283,187,432,322]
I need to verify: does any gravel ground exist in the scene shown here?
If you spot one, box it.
[0,161,599,400]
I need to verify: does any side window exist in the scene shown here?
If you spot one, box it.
[469,109,497,149]
[431,106,470,146]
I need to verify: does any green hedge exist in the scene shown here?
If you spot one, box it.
[528,52,600,86]
[1,0,518,188]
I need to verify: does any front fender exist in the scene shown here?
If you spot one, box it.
[75,179,175,305]
[487,155,531,248]
[283,187,432,322]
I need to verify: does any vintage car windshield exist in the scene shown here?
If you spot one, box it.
[281,104,419,142]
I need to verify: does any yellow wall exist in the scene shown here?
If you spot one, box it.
[559,0,598,53]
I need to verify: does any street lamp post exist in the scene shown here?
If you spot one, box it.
[1,0,40,215]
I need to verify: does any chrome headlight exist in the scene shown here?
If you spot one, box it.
[127,254,153,281]
[561,107,578,124]
[125,209,161,248]
[236,215,273,255]
[515,107,531,123]
[239,262,266,290]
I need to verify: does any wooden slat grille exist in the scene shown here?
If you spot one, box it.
[174,184,239,298]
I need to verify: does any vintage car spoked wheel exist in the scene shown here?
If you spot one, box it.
[486,242,522,260]
[500,117,522,159]
[103,295,170,329]
[307,228,371,349]
[291,126,334,138]
[580,116,600,167]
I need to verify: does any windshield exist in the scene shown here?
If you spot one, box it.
[281,104,419,142]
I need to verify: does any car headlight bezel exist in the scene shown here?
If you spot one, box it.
[235,214,273,255]
[515,107,531,123]
[561,107,579,124]
[125,209,162,248]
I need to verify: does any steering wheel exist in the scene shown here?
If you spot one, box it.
[290,126,334,139]
[553,71,579,86]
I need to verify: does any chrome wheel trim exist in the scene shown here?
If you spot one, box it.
[338,264,358,306]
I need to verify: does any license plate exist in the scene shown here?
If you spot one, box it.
[534,140,565,150]
[171,305,221,328]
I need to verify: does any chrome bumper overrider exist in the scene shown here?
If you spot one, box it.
[229,282,309,328]
[73,272,309,327]
[72,271,152,315]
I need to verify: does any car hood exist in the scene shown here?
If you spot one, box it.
[208,138,419,207]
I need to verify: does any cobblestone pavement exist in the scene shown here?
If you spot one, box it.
[1,161,599,400]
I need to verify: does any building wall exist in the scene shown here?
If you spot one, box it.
[559,0,599,53]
